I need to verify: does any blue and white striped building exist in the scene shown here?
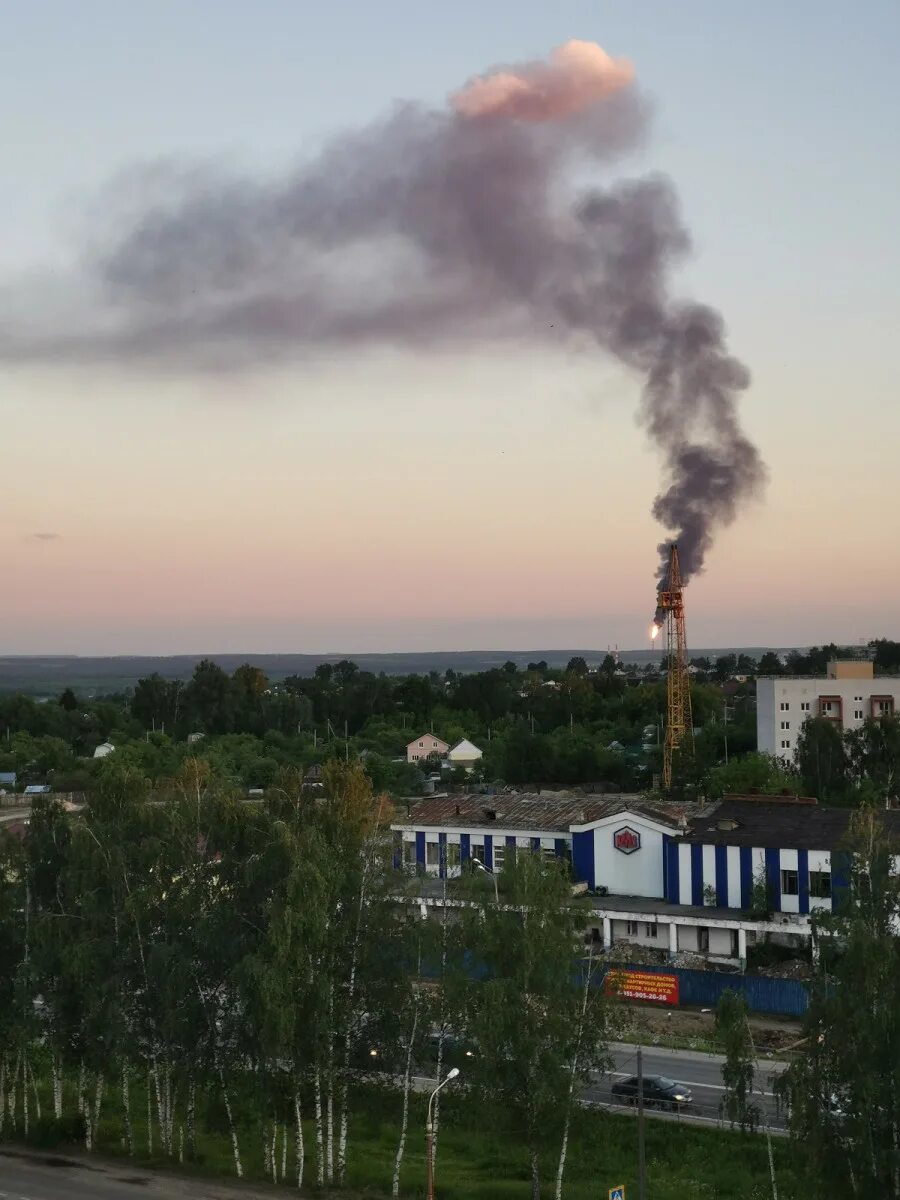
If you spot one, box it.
[392,792,889,965]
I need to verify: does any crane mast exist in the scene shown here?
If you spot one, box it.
[651,544,693,792]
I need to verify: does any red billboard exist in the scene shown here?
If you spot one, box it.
[605,969,679,1005]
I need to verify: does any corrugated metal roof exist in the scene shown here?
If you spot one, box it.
[396,792,708,833]
[683,797,900,850]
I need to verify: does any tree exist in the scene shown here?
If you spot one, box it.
[715,990,761,1132]
[131,673,183,733]
[713,654,738,682]
[58,688,79,712]
[705,752,799,801]
[778,808,900,1196]
[757,651,783,675]
[183,660,236,735]
[845,715,900,806]
[796,718,849,803]
[460,853,609,1200]
[565,656,588,676]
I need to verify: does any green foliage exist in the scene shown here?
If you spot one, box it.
[706,751,799,801]
[795,717,849,803]
[715,990,761,1132]
[778,808,900,1197]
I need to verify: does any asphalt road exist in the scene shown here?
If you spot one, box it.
[0,1149,288,1200]
[585,1042,789,1131]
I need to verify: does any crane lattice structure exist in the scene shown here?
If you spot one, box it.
[655,543,694,792]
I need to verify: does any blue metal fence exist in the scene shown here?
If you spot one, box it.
[598,961,810,1017]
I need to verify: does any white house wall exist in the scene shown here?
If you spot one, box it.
[591,815,667,898]
[726,846,742,908]
[678,843,692,906]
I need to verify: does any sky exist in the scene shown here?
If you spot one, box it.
[2,0,899,655]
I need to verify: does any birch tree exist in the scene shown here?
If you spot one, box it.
[460,852,609,1200]
[779,807,900,1197]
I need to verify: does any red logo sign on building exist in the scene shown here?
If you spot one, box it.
[613,826,641,855]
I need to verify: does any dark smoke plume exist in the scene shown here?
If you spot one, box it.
[1,40,765,580]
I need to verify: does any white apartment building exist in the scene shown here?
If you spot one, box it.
[758,660,900,763]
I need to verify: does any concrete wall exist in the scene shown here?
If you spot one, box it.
[591,815,667,898]
[757,676,900,762]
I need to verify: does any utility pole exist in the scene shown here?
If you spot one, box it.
[637,1046,647,1200]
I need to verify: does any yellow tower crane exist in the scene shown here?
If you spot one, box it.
[650,543,693,792]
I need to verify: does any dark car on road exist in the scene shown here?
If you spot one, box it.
[611,1075,693,1110]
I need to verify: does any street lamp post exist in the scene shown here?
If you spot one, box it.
[471,857,499,905]
[426,1067,459,1200]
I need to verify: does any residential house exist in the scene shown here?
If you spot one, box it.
[407,734,450,764]
[447,738,483,770]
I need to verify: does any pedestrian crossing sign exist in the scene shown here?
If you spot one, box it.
[609,1188,625,1200]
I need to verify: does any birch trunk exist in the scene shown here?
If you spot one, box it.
[178,1124,184,1165]
[52,1052,63,1119]
[555,944,594,1200]
[263,1122,272,1179]
[77,1058,85,1117]
[271,1121,279,1182]
[281,1121,288,1182]
[294,1086,305,1189]
[391,999,420,1197]
[146,1065,153,1155]
[90,1074,104,1151]
[0,1056,6,1138]
[314,1066,325,1186]
[122,1063,133,1155]
[431,874,449,1162]
[325,1052,334,1184]
[530,1149,541,1200]
[217,1062,243,1178]
[186,1076,196,1157]
[8,1056,19,1128]
[337,855,370,1184]
[22,1052,29,1138]
[27,1056,41,1121]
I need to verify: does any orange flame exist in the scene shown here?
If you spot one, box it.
[650,623,660,641]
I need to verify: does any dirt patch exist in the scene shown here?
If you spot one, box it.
[614,1001,804,1055]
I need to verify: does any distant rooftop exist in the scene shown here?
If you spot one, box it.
[394,792,710,834]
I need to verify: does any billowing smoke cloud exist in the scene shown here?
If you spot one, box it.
[1,39,764,581]
[452,39,634,121]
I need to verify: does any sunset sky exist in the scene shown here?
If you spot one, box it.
[3,1,899,654]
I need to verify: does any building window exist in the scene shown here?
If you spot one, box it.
[446,842,461,867]
[854,709,863,720]
[780,702,790,711]
[542,845,557,862]
[626,921,639,937]
[418,741,424,747]
[492,846,505,872]
[432,741,438,748]
[644,922,658,939]
[822,701,833,713]
[800,702,811,712]
[780,869,799,896]
[854,695,863,702]
[426,842,440,867]
[698,927,709,952]
[780,721,790,730]
[781,740,791,750]
[810,871,832,899]
[403,840,417,866]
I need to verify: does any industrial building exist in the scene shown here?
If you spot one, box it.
[757,658,900,762]
[391,791,900,968]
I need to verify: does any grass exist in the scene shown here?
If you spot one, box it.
[8,1067,803,1200]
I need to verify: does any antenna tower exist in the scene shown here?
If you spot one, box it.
[652,544,693,791]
